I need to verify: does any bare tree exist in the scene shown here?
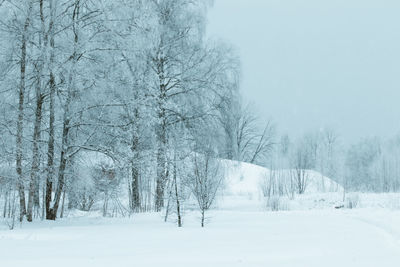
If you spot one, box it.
[146,0,236,211]
[186,152,224,227]
[45,0,57,220]
[46,0,83,220]
[27,0,49,222]
[148,0,209,211]
[164,150,186,227]
[249,121,276,164]
[291,137,315,194]
[233,104,275,165]
[16,0,34,222]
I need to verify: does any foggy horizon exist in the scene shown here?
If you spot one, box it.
[208,0,400,143]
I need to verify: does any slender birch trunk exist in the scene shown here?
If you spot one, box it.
[45,0,56,220]
[48,0,80,220]
[16,1,33,222]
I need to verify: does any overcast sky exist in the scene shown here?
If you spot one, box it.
[207,0,400,143]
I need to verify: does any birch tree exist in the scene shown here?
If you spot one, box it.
[16,0,34,222]
[186,152,224,227]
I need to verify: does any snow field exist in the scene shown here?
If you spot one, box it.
[1,209,400,267]
[1,160,400,266]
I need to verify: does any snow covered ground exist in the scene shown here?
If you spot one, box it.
[1,209,400,267]
[1,161,400,266]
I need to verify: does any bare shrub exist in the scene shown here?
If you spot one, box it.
[346,194,360,209]
[266,196,290,211]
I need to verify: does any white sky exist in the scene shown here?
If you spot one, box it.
[207,0,400,142]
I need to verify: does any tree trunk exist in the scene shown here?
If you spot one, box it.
[47,119,70,220]
[3,191,8,218]
[130,117,141,212]
[131,162,140,212]
[173,154,182,227]
[16,1,33,222]
[28,0,47,219]
[27,91,43,222]
[45,66,55,219]
[155,143,167,212]
[155,129,167,211]
[47,0,79,220]
[60,189,66,218]
[154,52,168,212]
[45,0,56,220]
[201,209,205,227]
[41,184,45,219]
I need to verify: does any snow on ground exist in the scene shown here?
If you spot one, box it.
[1,160,400,266]
[1,209,400,267]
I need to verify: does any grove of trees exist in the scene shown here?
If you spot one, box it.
[0,0,275,226]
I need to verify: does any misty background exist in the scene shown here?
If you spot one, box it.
[208,0,400,143]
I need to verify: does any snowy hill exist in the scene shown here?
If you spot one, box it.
[218,159,343,211]
[222,160,342,196]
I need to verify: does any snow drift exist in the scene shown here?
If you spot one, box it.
[218,159,343,210]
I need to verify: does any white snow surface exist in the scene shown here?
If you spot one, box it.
[1,160,400,266]
[222,160,342,196]
[219,160,342,211]
[1,209,400,267]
